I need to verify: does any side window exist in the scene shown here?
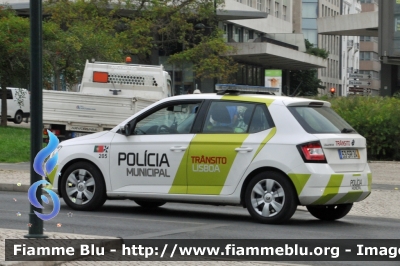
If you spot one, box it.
[202,101,256,133]
[7,89,13,100]
[133,102,200,135]
[247,105,274,133]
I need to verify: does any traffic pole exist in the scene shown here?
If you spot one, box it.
[25,0,47,238]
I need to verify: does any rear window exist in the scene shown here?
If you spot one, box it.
[288,106,356,134]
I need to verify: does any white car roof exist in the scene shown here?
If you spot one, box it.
[162,93,331,107]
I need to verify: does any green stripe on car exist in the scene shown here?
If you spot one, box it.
[311,174,344,205]
[288,173,312,195]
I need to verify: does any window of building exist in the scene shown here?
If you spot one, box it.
[223,24,228,42]
[343,52,345,69]
[266,0,271,13]
[244,29,249,42]
[256,0,262,11]
[359,70,380,79]
[283,5,287,20]
[303,3,318,18]
[360,36,378,42]
[303,29,318,46]
[233,25,241,42]
[275,1,279,17]
[360,52,379,61]
[247,0,253,8]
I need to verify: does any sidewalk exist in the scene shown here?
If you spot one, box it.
[1,162,399,265]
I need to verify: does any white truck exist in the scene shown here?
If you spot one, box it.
[43,60,172,141]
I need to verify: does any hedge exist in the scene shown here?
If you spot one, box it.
[322,96,400,161]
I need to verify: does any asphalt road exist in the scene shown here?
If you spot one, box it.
[2,191,400,240]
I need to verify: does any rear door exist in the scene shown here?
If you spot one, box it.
[187,100,275,195]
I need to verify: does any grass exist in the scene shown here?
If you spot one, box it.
[0,126,31,163]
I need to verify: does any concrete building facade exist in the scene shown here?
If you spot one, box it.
[358,0,380,96]
[293,0,342,96]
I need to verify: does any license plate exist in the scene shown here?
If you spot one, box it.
[338,149,360,159]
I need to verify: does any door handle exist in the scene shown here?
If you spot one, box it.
[170,146,187,152]
[235,147,253,153]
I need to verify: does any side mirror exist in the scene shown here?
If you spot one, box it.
[120,124,130,136]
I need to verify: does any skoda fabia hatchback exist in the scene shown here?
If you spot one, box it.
[50,85,372,224]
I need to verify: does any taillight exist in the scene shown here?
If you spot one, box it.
[43,129,60,136]
[93,71,108,83]
[297,141,327,163]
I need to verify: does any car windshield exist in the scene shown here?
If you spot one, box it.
[288,106,356,134]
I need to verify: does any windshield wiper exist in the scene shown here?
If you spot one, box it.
[341,128,355,133]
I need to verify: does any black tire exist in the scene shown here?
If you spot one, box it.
[60,162,106,211]
[134,200,166,209]
[306,204,353,221]
[14,111,23,124]
[245,171,297,224]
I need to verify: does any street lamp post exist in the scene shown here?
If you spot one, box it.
[25,0,47,239]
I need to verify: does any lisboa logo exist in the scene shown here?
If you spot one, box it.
[28,131,61,221]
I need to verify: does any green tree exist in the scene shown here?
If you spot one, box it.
[289,39,328,96]
[44,0,124,89]
[44,0,235,83]
[0,7,30,126]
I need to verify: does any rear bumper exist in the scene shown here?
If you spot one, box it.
[288,164,372,206]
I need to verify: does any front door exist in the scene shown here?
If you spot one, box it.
[109,101,202,194]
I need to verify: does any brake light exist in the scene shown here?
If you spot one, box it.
[297,141,326,163]
[93,71,108,83]
[43,129,60,136]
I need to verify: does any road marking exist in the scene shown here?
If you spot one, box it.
[124,223,229,239]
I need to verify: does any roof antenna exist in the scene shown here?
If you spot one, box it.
[289,81,302,97]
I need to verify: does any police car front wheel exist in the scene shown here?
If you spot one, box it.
[306,204,353,221]
[245,171,297,224]
[60,162,106,211]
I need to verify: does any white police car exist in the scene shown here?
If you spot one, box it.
[51,85,372,224]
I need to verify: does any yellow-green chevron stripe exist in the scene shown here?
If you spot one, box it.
[47,166,58,185]
[288,173,312,195]
[222,95,275,106]
[311,174,344,205]
[252,127,276,160]
[186,134,248,194]
[367,173,372,191]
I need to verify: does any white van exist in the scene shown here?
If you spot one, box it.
[0,88,30,124]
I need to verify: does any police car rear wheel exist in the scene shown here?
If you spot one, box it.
[61,162,106,211]
[134,200,166,208]
[245,171,297,224]
[306,204,353,221]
